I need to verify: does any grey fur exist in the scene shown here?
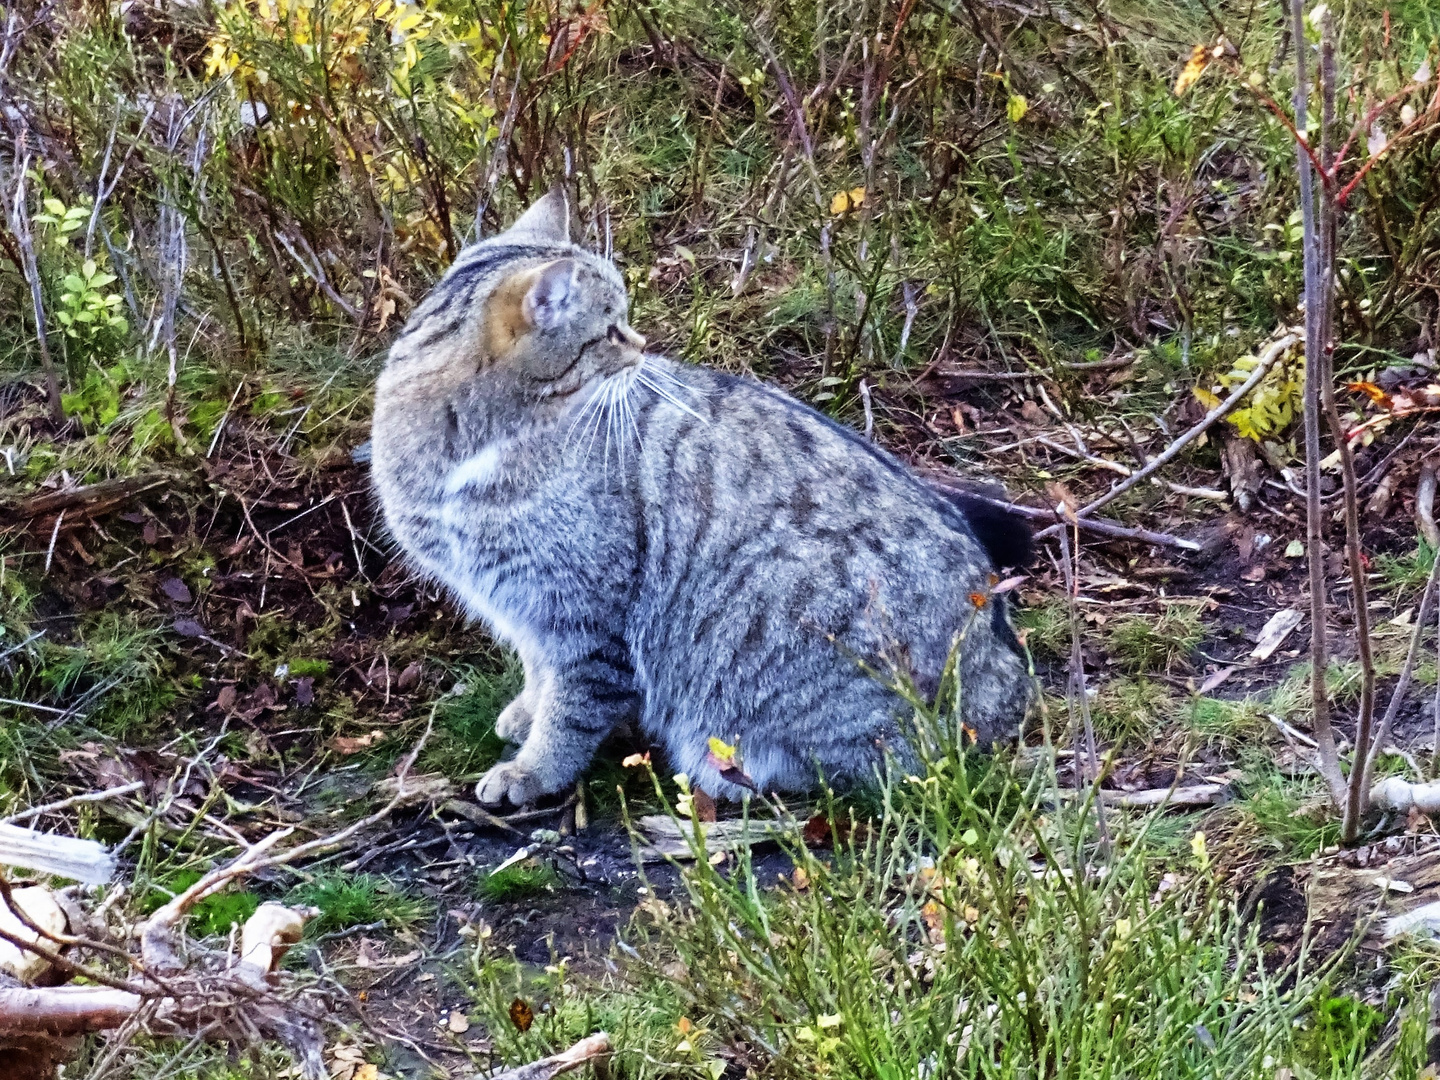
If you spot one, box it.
[371,190,1032,805]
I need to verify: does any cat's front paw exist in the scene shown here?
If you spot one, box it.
[494,696,534,744]
[475,759,549,807]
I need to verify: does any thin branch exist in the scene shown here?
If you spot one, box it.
[1,781,144,826]
[1033,332,1297,540]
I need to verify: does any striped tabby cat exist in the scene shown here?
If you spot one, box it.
[371,188,1033,806]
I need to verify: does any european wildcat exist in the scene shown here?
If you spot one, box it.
[371,188,1033,806]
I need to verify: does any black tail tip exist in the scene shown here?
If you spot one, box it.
[929,483,1035,571]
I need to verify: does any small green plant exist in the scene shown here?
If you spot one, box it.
[55,258,128,345]
[1239,769,1339,859]
[477,860,561,903]
[1375,540,1436,604]
[1295,995,1386,1075]
[1188,694,1266,746]
[287,871,431,935]
[1106,604,1206,673]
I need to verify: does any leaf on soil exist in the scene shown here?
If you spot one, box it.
[160,577,192,603]
[294,676,315,706]
[330,730,386,754]
[173,617,206,638]
[1250,607,1303,661]
[447,1010,471,1033]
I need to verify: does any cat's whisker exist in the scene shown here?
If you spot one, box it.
[565,376,611,450]
[636,372,709,423]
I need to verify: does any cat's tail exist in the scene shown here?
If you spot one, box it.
[923,480,1035,572]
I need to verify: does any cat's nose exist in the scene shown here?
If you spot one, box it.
[619,326,646,350]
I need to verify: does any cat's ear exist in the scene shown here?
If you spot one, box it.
[522,258,582,331]
[505,185,570,242]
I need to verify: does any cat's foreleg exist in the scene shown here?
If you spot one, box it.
[474,636,639,807]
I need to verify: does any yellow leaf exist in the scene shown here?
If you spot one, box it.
[356,1067,379,1080]
[848,186,866,208]
[707,736,737,763]
[1173,44,1211,95]
[830,190,851,215]
[1006,94,1028,123]
[816,1013,842,1029]
[1193,387,1221,410]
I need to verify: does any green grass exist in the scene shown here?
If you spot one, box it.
[520,698,1426,1079]
[420,658,524,779]
[1106,605,1206,674]
[1237,768,1341,860]
[477,860,562,903]
[1012,597,1070,662]
[287,871,432,936]
[1091,676,1173,746]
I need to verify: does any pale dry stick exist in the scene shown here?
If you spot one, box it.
[472,69,522,241]
[932,485,1200,550]
[1359,545,1440,795]
[0,145,63,424]
[1433,588,1440,780]
[1290,0,1347,808]
[340,500,368,582]
[43,510,64,575]
[1056,523,1110,856]
[1,781,144,826]
[859,379,875,440]
[1033,332,1298,541]
[1035,436,1229,500]
[206,379,246,458]
[1418,464,1439,547]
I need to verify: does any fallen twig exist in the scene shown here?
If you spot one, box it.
[1,781,145,826]
[489,1032,612,1080]
[6,474,172,526]
[1045,782,1230,809]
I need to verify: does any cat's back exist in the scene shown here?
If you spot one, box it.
[636,363,984,562]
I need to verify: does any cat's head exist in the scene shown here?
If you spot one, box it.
[383,188,645,402]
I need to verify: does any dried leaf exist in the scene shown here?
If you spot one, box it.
[622,751,651,768]
[173,617,206,638]
[509,997,534,1032]
[447,1010,471,1034]
[160,577,192,603]
[1348,380,1392,407]
[1250,607,1303,661]
[691,788,717,823]
[1173,44,1210,95]
[330,729,386,754]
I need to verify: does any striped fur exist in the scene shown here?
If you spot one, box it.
[371,189,1033,805]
